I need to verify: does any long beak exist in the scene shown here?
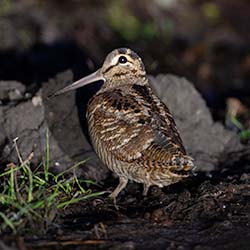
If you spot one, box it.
[52,70,105,97]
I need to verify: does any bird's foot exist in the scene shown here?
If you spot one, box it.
[108,177,128,208]
[143,184,150,196]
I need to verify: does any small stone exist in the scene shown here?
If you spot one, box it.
[32,95,43,106]
[150,208,164,222]
[240,173,250,182]
[0,81,26,102]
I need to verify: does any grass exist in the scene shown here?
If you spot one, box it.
[228,115,250,141]
[0,130,105,234]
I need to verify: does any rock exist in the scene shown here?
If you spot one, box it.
[0,72,108,181]
[1,88,45,165]
[42,70,108,180]
[149,74,248,172]
[0,81,26,103]
[0,107,7,153]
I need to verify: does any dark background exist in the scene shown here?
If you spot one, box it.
[1,0,250,120]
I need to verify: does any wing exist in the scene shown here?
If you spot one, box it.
[88,84,186,164]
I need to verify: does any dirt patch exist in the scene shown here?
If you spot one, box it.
[2,166,250,250]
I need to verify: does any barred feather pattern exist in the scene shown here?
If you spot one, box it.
[87,79,194,189]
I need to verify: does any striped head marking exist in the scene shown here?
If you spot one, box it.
[53,48,147,96]
[100,48,146,87]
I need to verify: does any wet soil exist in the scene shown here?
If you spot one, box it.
[2,165,250,250]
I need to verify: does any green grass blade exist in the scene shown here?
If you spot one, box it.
[240,129,250,140]
[0,212,16,233]
[74,174,86,193]
[230,115,244,130]
[0,165,22,177]
[44,128,50,182]
[54,159,89,182]
[33,175,46,186]
[26,165,34,202]
[0,130,105,234]
[9,166,15,200]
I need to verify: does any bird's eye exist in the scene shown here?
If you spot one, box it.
[118,56,127,64]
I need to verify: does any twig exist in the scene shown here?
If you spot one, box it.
[26,240,107,247]
[13,137,34,168]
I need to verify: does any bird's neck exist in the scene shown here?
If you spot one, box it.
[100,76,148,92]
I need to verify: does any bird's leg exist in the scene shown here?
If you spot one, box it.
[110,177,128,200]
[143,184,150,196]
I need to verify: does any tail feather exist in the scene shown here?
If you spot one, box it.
[168,155,195,175]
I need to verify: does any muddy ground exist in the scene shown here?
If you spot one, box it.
[1,1,250,249]
[2,167,250,250]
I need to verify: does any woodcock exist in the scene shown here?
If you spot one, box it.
[54,48,194,199]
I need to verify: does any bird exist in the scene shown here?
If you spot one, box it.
[54,48,194,199]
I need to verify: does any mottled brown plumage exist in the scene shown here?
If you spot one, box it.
[54,48,194,199]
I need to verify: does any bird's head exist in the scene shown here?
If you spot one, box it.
[53,48,147,96]
[101,48,146,86]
